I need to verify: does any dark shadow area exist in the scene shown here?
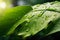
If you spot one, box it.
[26,32,60,40]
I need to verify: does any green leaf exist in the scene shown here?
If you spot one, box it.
[17,1,60,38]
[0,6,32,36]
[17,10,60,38]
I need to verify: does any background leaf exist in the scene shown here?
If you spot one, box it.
[0,6,32,36]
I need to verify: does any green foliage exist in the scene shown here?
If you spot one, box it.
[17,1,60,38]
[0,1,60,40]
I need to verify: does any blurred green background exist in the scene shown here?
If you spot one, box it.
[12,0,60,6]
